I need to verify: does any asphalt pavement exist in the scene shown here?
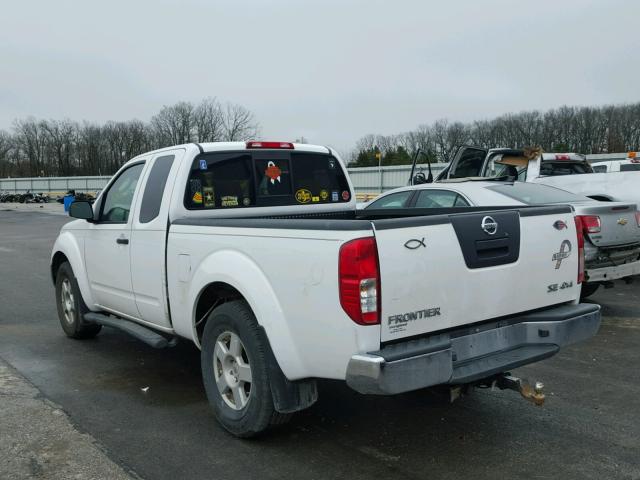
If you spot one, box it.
[0,209,639,480]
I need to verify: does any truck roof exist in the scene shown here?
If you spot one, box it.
[128,141,333,164]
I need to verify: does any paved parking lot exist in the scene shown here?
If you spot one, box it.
[1,209,639,480]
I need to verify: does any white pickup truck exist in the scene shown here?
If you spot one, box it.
[51,141,601,437]
[436,146,640,207]
[591,152,640,173]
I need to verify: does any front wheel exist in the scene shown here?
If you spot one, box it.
[55,262,102,339]
[200,301,291,438]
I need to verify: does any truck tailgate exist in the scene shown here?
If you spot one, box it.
[372,206,579,342]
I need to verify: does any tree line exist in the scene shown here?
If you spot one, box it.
[350,103,640,167]
[0,98,259,178]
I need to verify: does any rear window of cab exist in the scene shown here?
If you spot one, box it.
[184,151,351,210]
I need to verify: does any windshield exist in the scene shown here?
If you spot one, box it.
[487,183,590,205]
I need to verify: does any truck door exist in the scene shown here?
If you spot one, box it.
[130,150,183,328]
[85,161,146,319]
[443,146,488,179]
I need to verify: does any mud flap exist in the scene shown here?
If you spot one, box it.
[258,326,318,413]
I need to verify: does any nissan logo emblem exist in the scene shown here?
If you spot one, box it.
[481,216,498,235]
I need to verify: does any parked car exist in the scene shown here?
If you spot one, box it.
[591,152,640,173]
[361,180,640,298]
[51,141,600,437]
[435,146,640,207]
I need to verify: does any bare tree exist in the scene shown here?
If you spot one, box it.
[151,102,196,146]
[0,130,15,177]
[42,119,77,175]
[223,103,259,141]
[194,98,224,142]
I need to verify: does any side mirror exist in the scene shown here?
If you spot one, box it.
[413,172,428,185]
[69,201,94,221]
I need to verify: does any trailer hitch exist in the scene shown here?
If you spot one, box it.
[492,374,545,406]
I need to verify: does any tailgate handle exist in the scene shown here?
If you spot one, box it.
[475,237,510,259]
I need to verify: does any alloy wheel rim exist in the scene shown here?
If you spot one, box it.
[213,331,252,410]
[60,278,75,325]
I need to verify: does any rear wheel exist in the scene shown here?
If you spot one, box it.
[200,301,291,438]
[580,282,600,299]
[55,262,102,339]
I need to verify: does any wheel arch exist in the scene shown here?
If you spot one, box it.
[51,232,97,308]
[184,249,304,380]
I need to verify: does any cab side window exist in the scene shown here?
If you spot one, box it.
[99,163,145,223]
[139,155,175,223]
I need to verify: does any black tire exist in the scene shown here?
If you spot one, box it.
[580,282,600,300]
[200,300,291,438]
[55,262,102,339]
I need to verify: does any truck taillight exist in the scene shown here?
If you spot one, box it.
[246,141,294,149]
[577,215,601,234]
[574,216,585,284]
[339,237,380,325]
[635,211,640,227]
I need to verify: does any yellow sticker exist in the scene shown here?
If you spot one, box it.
[295,189,312,204]
[319,190,329,201]
[312,196,320,202]
[192,191,203,204]
[221,195,239,207]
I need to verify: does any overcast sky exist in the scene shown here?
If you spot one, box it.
[1,0,638,155]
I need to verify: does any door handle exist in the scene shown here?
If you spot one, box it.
[116,237,129,245]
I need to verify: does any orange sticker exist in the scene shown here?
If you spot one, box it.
[192,191,203,204]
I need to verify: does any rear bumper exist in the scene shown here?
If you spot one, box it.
[346,303,601,395]
[586,259,640,282]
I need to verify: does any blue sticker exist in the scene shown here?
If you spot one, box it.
[331,191,339,202]
[199,159,208,170]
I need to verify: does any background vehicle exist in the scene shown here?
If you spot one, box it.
[361,181,640,298]
[51,141,600,437]
[591,152,640,173]
[436,146,640,207]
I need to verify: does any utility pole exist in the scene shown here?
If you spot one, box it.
[376,151,383,193]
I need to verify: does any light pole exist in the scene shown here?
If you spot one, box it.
[376,150,383,193]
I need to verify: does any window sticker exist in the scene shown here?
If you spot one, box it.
[264,161,282,184]
[342,190,350,201]
[199,159,208,170]
[320,189,329,201]
[312,196,320,202]
[190,179,203,204]
[331,191,339,202]
[203,186,215,208]
[295,189,312,204]
[221,195,239,207]
[242,197,251,207]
